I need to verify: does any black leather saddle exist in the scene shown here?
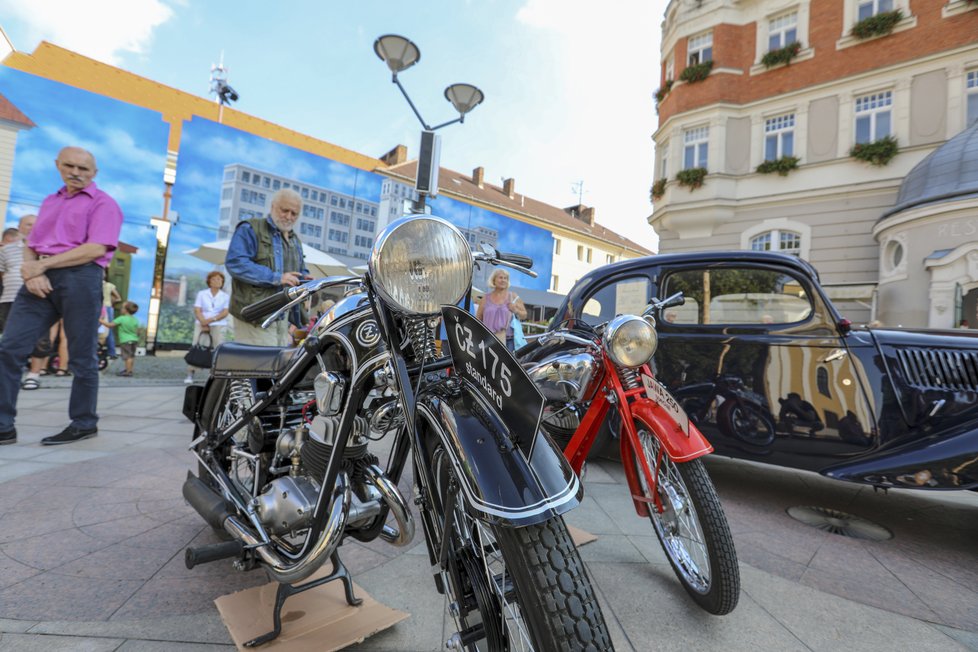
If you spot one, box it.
[212,342,299,378]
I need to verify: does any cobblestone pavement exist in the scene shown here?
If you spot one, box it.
[0,384,975,651]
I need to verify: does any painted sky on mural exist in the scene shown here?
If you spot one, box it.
[167,116,551,291]
[0,66,169,312]
[0,0,665,252]
[167,117,384,276]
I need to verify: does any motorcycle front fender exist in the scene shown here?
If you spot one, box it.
[416,381,583,528]
[622,399,715,518]
[630,399,714,463]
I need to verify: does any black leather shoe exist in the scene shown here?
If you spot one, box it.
[0,428,15,446]
[41,426,98,446]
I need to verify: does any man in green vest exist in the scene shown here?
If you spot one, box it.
[226,188,308,346]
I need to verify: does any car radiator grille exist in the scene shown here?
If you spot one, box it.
[895,348,978,391]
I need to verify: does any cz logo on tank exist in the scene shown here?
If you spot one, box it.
[355,320,381,348]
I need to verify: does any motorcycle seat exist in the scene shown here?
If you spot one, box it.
[211,342,299,379]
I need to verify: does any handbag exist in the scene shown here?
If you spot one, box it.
[184,331,215,369]
[511,314,527,349]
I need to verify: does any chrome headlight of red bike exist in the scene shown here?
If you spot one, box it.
[368,215,473,315]
[604,315,658,368]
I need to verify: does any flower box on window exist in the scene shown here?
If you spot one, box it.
[676,167,708,190]
[654,80,674,107]
[756,155,800,176]
[761,41,802,69]
[851,10,903,39]
[650,178,667,201]
[679,61,714,84]
[850,136,898,166]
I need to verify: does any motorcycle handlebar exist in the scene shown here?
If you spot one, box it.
[241,289,294,322]
[497,251,533,270]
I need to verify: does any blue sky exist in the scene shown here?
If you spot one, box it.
[0,0,665,251]
[0,66,169,313]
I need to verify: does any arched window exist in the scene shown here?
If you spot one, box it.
[750,229,802,256]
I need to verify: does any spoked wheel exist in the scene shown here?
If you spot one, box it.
[427,444,611,651]
[633,418,740,615]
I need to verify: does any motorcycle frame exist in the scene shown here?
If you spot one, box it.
[562,353,714,518]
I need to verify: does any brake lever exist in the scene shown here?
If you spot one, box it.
[260,276,363,329]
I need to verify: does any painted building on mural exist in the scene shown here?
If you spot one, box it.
[650,0,978,327]
[0,41,650,348]
[218,163,381,260]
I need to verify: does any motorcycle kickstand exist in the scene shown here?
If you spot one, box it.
[244,549,363,648]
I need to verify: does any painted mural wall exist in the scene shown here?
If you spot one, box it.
[0,67,554,348]
[0,67,169,335]
[160,117,552,345]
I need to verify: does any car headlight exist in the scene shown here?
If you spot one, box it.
[368,215,473,315]
[604,315,658,368]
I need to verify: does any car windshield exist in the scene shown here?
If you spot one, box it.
[580,276,651,326]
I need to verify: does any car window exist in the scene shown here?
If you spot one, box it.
[661,267,812,325]
[580,277,651,326]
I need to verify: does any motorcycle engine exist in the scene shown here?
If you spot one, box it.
[253,475,321,536]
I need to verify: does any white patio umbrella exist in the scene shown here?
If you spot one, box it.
[185,239,354,278]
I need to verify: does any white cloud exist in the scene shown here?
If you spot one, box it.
[0,0,173,64]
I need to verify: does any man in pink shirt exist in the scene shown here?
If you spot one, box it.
[0,146,123,446]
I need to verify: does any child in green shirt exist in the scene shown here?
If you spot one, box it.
[100,301,140,377]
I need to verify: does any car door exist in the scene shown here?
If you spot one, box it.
[653,261,877,472]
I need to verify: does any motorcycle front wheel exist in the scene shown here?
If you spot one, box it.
[427,443,611,651]
[632,418,740,615]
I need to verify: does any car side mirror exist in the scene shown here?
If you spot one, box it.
[837,318,852,335]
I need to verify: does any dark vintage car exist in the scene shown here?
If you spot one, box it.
[543,251,978,491]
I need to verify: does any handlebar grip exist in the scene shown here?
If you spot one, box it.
[241,290,292,322]
[498,252,533,269]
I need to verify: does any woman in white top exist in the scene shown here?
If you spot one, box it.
[185,271,231,383]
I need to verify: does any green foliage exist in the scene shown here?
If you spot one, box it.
[155,274,211,345]
[850,136,898,166]
[650,178,667,201]
[679,60,713,84]
[654,80,674,107]
[676,167,707,190]
[756,155,800,176]
[850,10,903,39]
[761,41,801,68]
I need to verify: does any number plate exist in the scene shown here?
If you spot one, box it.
[642,374,690,437]
[442,305,545,458]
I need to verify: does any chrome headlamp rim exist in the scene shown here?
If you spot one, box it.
[604,314,658,368]
[367,215,473,315]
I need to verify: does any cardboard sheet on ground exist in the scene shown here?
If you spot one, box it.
[215,569,408,652]
[568,525,598,546]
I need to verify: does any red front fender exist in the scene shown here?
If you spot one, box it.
[629,399,713,462]
[621,398,714,517]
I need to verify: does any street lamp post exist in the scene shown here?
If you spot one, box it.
[374,34,484,214]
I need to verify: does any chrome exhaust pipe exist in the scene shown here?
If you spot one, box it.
[223,471,352,585]
[363,464,415,546]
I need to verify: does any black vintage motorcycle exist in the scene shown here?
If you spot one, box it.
[181,215,611,650]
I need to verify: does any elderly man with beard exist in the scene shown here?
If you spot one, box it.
[226,188,308,346]
[0,147,123,446]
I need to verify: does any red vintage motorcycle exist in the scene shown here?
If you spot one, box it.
[519,293,740,615]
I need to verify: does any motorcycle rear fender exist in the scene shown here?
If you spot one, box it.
[416,382,583,528]
[623,399,714,517]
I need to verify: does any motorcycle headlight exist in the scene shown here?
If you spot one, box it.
[604,315,658,368]
[368,215,473,315]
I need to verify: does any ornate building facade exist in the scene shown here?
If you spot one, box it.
[650,0,978,327]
